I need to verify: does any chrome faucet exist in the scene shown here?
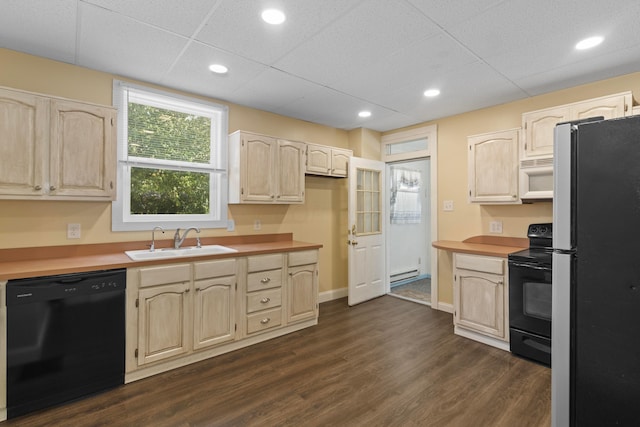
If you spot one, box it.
[149,226,165,252]
[174,227,201,249]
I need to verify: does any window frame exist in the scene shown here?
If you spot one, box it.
[111,80,229,231]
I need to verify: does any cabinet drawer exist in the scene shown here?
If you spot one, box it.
[455,254,504,275]
[193,258,236,280]
[288,250,318,267]
[247,269,283,292]
[248,254,283,272]
[246,308,282,334]
[246,288,282,313]
[139,264,191,287]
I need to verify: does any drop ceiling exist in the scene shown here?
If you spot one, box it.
[2,0,640,132]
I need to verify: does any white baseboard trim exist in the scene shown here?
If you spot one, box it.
[434,302,453,314]
[319,287,348,303]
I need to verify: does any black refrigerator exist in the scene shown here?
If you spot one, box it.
[552,115,640,426]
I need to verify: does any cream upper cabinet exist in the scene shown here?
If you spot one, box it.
[468,128,520,204]
[287,250,319,324]
[229,131,305,204]
[0,89,48,197]
[522,106,570,159]
[306,144,352,177]
[0,86,116,201]
[522,92,632,160]
[49,99,116,199]
[454,253,508,342]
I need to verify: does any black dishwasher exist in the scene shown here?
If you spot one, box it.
[6,269,126,419]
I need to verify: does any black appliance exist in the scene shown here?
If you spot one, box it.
[552,115,640,426]
[508,223,552,366]
[6,269,126,419]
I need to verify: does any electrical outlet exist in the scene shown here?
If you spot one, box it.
[443,200,454,211]
[254,219,261,230]
[489,220,503,234]
[227,219,235,232]
[67,223,81,239]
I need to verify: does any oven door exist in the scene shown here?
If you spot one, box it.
[509,260,552,338]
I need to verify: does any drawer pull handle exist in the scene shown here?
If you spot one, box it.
[260,297,271,304]
[260,317,271,324]
[260,277,271,284]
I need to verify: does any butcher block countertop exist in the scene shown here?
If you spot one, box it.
[0,233,322,281]
[432,235,528,258]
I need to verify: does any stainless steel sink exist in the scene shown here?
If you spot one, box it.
[125,245,237,261]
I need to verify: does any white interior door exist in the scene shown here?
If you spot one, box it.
[348,157,386,306]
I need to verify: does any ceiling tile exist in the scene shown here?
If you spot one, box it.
[273,0,441,86]
[161,41,268,101]
[77,2,189,83]
[405,0,507,27]
[0,0,78,63]
[82,0,216,37]
[196,0,363,65]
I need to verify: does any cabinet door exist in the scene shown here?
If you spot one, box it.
[571,93,630,120]
[138,282,190,365]
[241,133,276,202]
[0,88,47,196]
[193,275,236,350]
[468,129,519,203]
[306,144,331,175]
[331,148,351,177]
[522,106,570,159]
[276,139,305,203]
[454,270,505,339]
[49,99,116,199]
[287,263,318,324]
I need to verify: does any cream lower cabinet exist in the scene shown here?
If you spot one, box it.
[243,253,285,336]
[453,253,509,350]
[287,250,319,324]
[128,259,237,370]
[193,259,237,350]
[0,86,116,201]
[126,250,319,382]
[228,131,305,204]
[0,281,6,422]
[467,128,520,204]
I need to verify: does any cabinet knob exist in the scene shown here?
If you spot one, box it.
[260,297,271,304]
[50,185,56,191]
[260,277,271,284]
[260,317,271,325]
[34,185,42,191]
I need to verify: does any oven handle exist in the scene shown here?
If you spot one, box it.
[509,262,552,271]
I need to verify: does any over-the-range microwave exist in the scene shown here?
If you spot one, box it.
[519,157,553,200]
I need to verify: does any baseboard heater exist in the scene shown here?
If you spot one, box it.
[390,269,419,283]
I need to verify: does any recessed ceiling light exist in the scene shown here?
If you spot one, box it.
[358,111,372,118]
[576,36,604,50]
[208,64,228,74]
[424,88,440,97]
[262,9,286,25]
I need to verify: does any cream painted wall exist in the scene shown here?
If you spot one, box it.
[0,48,349,294]
[2,47,639,305]
[384,71,640,306]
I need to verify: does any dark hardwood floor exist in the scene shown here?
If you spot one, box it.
[3,296,551,427]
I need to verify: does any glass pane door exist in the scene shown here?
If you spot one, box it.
[356,168,381,235]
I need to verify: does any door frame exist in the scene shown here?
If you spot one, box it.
[381,125,439,310]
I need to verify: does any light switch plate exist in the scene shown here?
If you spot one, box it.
[443,200,454,211]
[489,220,503,234]
[227,219,235,232]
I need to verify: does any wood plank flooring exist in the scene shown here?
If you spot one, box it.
[2,296,551,427]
